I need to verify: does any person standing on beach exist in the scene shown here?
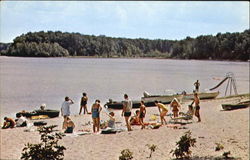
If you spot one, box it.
[91,99,102,133]
[191,92,201,122]
[122,94,133,131]
[154,101,168,125]
[61,96,74,129]
[79,92,90,115]
[139,101,146,129]
[170,98,181,118]
[194,80,200,92]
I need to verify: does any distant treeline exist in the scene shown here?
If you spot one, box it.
[1,29,249,60]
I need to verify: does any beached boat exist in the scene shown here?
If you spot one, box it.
[222,100,250,110]
[16,109,60,118]
[141,91,183,105]
[105,100,142,109]
[183,91,219,100]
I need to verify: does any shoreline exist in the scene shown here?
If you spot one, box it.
[1,96,249,160]
[0,55,249,62]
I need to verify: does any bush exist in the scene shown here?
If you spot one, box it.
[21,125,66,160]
[170,130,196,159]
[119,149,133,160]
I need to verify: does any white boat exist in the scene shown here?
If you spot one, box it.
[183,91,220,100]
[141,91,183,105]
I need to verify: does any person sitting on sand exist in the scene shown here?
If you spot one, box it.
[179,105,194,119]
[16,114,28,127]
[170,98,181,118]
[130,110,140,125]
[91,99,102,133]
[2,117,16,129]
[154,101,168,125]
[63,117,75,133]
[139,101,146,129]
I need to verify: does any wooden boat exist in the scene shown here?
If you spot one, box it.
[222,100,250,110]
[16,109,60,118]
[141,91,183,105]
[183,91,219,100]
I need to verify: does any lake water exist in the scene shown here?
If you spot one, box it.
[0,57,249,118]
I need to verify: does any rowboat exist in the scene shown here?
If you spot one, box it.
[16,109,60,118]
[183,91,219,100]
[141,91,183,105]
[222,100,250,110]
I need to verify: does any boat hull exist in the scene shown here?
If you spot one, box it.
[16,109,60,118]
[141,94,183,104]
[222,101,250,110]
[183,91,219,100]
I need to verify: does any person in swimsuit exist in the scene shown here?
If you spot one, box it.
[91,99,102,133]
[79,92,90,115]
[194,80,200,92]
[130,110,140,125]
[121,94,133,131]
[170,98,181,118]
[2,117,16,129]
[191,92,201,122]
[63,117,75,133]
[154,101,168,125]
[139,101,146,129]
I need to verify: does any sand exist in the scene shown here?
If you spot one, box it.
[0,95,249,160]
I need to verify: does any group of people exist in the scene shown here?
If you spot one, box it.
[2,114,28,129]
[60,89,202,133]
[2,81,201,132]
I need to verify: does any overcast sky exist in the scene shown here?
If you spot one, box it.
[0,1,249,43]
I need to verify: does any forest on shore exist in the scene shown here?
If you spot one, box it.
[0,29,249,61]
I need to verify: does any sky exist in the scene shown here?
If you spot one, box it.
[0,1,249,43]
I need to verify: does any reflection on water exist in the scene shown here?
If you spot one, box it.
[0,57,249,118]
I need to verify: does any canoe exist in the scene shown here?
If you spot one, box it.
[183,91,219,100]
[222,100,250,110]
[141,92,183,105]
[16,109,60,118]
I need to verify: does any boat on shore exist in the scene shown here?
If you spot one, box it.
[221,100,250,110]
[16,109,60,118]
[105,99,159,109]
[183,91,219,100]
[141,91,183,105]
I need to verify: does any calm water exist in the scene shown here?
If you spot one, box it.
[0,57,249,118]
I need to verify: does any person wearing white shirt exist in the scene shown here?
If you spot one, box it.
[16,114,28,127]
[61,96,74,129]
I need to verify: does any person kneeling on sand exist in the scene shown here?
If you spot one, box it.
[107,112,115,129]
[63,117,75,133]
[2,117,16,129]
[154,101,168,125]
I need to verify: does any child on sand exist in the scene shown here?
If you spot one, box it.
[170,98,181,118]
[130,110,140,125]
[139,101,146,129]
[63,117,75,133]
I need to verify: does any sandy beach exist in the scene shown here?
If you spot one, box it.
[0,95,249,160]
